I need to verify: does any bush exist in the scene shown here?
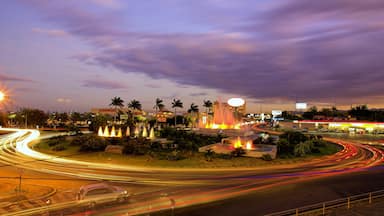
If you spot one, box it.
[52,144,67,151]
[215,153,232,160]
[47,136,66,147]
[48,139,60,147]
[79,136,109,152]
[231,148,246,157]
[122,138,151,155]
[70,135,89,146]
[261,154,273,161]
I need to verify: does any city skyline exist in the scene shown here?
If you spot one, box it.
[1,0,384,112]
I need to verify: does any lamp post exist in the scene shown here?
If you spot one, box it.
[0,91,4,102]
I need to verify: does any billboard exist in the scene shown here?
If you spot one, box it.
[227,98,245,107]
[296,102,307,110]
[271,110,282,116]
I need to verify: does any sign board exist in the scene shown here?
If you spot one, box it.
[227,98,245,107]
[120,114,129,120]
[296,102,307,110]
[271,110,282,116]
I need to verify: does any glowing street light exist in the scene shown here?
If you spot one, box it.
[0,91,4,101]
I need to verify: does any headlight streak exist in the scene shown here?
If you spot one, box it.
[1,127,383,216]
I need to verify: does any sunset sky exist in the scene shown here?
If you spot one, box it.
[1,0,383,112]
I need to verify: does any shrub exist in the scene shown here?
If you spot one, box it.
[261,154,273,161]
[52,144,67,151]
[79,136,109,152]
[215,153,232,160]
[231,147,246,157]
[48,139,60,147]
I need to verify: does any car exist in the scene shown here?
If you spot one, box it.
[76,182,129,208]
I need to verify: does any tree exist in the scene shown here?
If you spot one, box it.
[294,140,313,157]
[153,98,165,112]
[171,99,183,126]
[128,99,142,111]
[110,97,124,122]
[188,103,199,114]
[203,100,213,115]
[153,98,165,125]
[303,106,318,120]
[188,103,199,128]
[15,108,48,128]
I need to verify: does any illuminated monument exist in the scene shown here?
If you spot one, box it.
[200,98,245,130]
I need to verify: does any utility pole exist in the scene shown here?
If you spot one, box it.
[24,113,28,128]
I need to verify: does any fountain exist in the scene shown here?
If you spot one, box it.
[98,126,103,136]
[232,136,253,149]
[199,100,240,129]
[103,125,110,137]
[149,127,155,139]
[134,127,139,137]
[111,126,116,137]
[142,126,148,137]
[126,126,130,136]
[117,128,122,137]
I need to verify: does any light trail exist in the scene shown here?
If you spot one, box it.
[0,127,383,215]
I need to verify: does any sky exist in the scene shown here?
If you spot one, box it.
[1,0,384,113]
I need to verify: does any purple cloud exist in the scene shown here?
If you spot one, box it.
[0,73,34,83]
[189,92,208,97]
[32,28,69,37]
[23,0,384,105]
[82,79,128,89]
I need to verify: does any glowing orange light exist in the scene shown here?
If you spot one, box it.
[98,126,103,136]
[0,91,4,101]
[246,141,252,150]
[234,136,242,148]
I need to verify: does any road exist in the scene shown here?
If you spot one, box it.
[0,128,383,215]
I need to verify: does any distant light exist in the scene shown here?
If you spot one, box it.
[296,102,307,109]
[0,91,4,101]
[228,98,245,107]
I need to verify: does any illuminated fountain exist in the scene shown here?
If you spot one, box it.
[200,98,244,130]
[134,127,139,137]
[232,136,253,150]
[126,127,130,136]
[98,126,123,138]
[103,126,110,137]
[117,128,122,137]
[149,127,155,139]
[111,126,116,137]
[98,126,103,136]
[142,126,148,138]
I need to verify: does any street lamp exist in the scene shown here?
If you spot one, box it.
[0,91,4,101]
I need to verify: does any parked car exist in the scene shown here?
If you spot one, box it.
[77,182,130,208]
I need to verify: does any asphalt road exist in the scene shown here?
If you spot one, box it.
[176,167,384,216]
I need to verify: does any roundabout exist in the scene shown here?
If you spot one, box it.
[0,127,383,215]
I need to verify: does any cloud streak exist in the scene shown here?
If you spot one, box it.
[82,78,128,89]
[0,73,34,83]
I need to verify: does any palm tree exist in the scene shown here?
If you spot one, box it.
[188,103,199,128]
[110,96,124,122]
[153,98,164,112]
[128,99,142,111]
[203,100,213,115]
[153,98,165,124]
[171,99,183,126]
[188,103,199,113]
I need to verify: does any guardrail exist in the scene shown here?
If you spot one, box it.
[265,189,384,216]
